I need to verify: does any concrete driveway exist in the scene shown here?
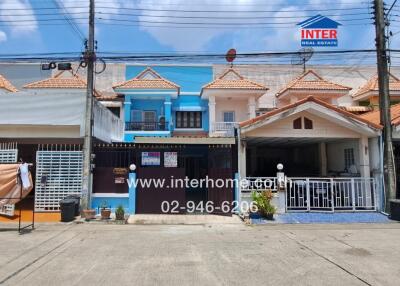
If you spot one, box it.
[0,222,399,286]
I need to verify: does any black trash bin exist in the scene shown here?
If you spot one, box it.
[65,195,81,216]
[390,199,400,221]
[60,199,76,222]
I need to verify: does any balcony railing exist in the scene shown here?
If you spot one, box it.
[210,122,238,137]
[125,121,169,131]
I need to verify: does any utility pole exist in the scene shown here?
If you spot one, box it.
[373,0,396,212]
[81,0,95,210]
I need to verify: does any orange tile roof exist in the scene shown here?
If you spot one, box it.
[353,73,400,98]
[360,103,400,126]
[276,70,351,97]
[0,74,18,92]
[202,68,268,90]
[24,70,87,89]
[113,67,179,90]
[240,96,382,130]
[23,70,110,99]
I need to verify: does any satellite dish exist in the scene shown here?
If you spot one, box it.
[291,48,314,73]
[225,48,237,66]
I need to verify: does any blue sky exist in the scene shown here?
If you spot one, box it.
[0,0,396,64]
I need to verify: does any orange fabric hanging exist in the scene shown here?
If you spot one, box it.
[0,164,33,206]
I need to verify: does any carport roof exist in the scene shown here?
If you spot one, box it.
[240,96,382,130]
[360,103,400,126]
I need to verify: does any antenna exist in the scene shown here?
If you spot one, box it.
[225,48,237,67]
[291,48,314,73]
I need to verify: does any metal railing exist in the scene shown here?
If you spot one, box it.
[210,122,238,137]
[241,177,278,193]
[125,121,169,131]
[286,177,376,212]
[241,176,376,212]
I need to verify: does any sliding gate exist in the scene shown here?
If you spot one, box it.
[35,145,83,212]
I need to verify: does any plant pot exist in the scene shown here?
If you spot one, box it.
[115,213,125,221]
[259,210,274,220]
[264,213,274,220]
[101,208,111,220]
[82,209,96,220]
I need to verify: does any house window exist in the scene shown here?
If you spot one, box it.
[344,148,355,169]
[176,111,202,128]
[293,117,313,129]
[108,107,120,118]
[293,117,302,129]
[143,111,156,122]
[304,117,313,129]
[223,111,235,122]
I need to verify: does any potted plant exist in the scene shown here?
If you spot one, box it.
[82,209,96,220]
[252,190,276,220]
[115,205,125,221]
[100,201,111,220]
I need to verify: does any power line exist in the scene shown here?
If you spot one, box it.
[52,0,86,42]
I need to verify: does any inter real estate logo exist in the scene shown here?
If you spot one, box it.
[298,15,341,47]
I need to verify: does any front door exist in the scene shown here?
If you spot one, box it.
[143,111,156,130]
[207,148,233,216]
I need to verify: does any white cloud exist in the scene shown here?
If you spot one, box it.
[0,0,38,33]
[0,31,7,42]
[133,0,288,51]
[61,0,374,53]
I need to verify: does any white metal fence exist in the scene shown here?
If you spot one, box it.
[241,176,377,212]
[0,142,18,216]
[35,145,83,212]
[286,178,376,212]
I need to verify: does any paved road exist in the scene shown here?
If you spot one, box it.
[0,222,399,286]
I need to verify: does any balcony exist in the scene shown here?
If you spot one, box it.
[210,122,238,137]
[125,121,169,131]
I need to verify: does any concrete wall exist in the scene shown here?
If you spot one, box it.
[215,98,249,122]
[326,140,359,173]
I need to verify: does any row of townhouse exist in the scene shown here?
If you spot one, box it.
[0,63,399,216]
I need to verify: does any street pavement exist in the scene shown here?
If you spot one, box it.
[0,221,399,285]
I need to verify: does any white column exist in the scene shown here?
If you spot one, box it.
[319,142,327,176]
[208,95,216,135]
[239,140,247,178]
[359,135,370,177]
[248,96,256,119]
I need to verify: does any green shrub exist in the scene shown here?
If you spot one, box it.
[251,190,276,218]
[115,205,125,220]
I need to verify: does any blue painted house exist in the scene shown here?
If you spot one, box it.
[92,65,237,214]
[113,66,212,141]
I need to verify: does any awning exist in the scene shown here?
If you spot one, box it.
[172,106,206,111]
[134,136,235,144]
